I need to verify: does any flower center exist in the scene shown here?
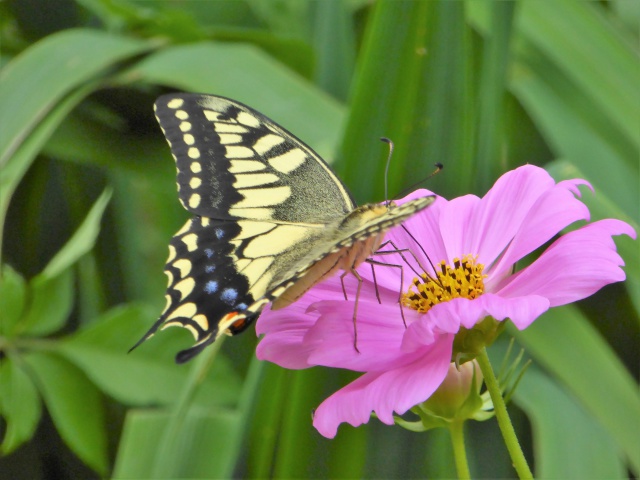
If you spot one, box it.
[401,254,486,313]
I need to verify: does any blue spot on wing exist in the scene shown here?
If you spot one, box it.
[205,265,215,273]
[215,228,224,239]
[221,288,238,305]
[205,281,218,294]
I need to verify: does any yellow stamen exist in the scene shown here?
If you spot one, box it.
[402,254,486,313]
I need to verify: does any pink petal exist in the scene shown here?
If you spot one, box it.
[438,194,481,263]
[487,178,592,286]
[256,282,345,368]
[402,293,550,350]
[304,300,413,371]
[463,165,556,267]
[312,334,453,438]
[256,303,318,369]
[497,219,635,307]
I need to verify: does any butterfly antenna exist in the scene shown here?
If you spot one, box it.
[394,163,444,199]
[380,137,394,207]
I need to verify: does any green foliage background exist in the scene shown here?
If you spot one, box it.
[0,0,638,478]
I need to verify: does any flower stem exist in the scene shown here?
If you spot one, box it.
[449,420,471,479]
[476,347,533,479]
[151,336,225,478]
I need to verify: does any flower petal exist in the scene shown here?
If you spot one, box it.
[304,300,413,371]
[497,219,635,308]
[256,303,317,369]
[487,178,592,286]
[464,165,556,267]
[312,334,453,438]
[402,293,550,350]
[438,194,481,263]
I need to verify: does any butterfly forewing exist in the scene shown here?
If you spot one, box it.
[135,93,436,363]
[153,94,355,223]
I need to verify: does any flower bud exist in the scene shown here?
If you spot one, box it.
[421,360,484,420]
[452,316,505,364]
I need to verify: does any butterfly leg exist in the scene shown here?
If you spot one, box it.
[340,271,349,301]
[399,225,443,279]
[377,238,443,289]
[370,237,436,329]
[341,267,363,353]
[366,257,408,328]
[376,240,423,278]
[369,261,382,304]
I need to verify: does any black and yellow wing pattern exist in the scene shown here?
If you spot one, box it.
[133,94,435,363]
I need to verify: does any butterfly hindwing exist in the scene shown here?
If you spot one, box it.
[134,216,259,361]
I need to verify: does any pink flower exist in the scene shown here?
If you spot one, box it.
[255,165,635,438]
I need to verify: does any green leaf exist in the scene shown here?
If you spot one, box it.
[127,41,345,160]
[0,358,41,454]
[472,1,516,191]
[40,188,112,280]
[508,3,639,221]
[546,160,640,313]
[311,0,356,101]
[244,361,288,479]
[0,84,101,264]
[510,306,640,474]
[43,108,169,173]
[517,0,639,152]
[514,365,625,479]
[0,28,151,167]
[113,407,241,479]
[22,352,108,475]
[337,0,434,201]
[18,269,73,337]
[273,368,340,479]
[0,264,26,336]
[247,0,311,40]
[56,304,241,407]
[510,59,638,221]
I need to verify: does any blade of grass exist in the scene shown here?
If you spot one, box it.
[473,1,516,192]
[337,0,432,202]
[518,0,639,153]
[515,365,626,479]
[510,306,640,474]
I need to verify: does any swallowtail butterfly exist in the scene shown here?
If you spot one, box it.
[133,94,435,363]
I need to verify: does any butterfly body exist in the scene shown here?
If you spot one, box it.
[133,94,435,362]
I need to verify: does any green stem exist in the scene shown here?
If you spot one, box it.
[151,336,225,478]
[476,347,533,479]
[449,420,471,479]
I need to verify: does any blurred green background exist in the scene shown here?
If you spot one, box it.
[0,0,638,478]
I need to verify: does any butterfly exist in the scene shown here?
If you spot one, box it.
[132,93,435,363]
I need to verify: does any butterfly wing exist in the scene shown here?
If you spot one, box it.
[153,93,355,223]
[134,94,357,362]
